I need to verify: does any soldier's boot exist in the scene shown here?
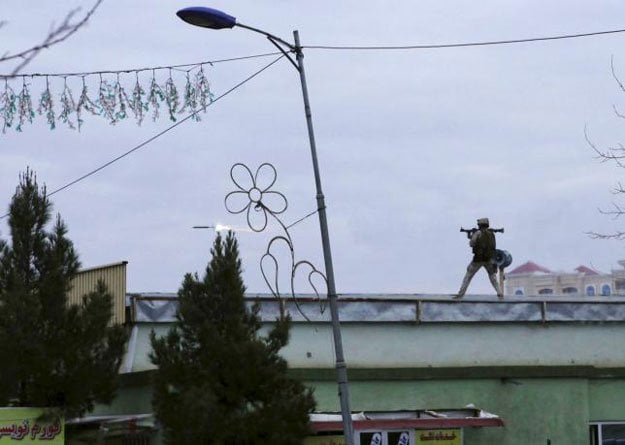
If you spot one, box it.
[489,273,503,299]
[455,270,475,299]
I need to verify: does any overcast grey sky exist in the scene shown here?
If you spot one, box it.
[2,0,625,295]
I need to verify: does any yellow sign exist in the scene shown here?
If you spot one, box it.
[415,429,461,445]
[0,408,64,443]
[304,435,346,445]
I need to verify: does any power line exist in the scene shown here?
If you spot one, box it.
[2,26,622,80]
[0,54,286,220]
[0,51,285,79]
[304,27,625,51]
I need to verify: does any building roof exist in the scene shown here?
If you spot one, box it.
[508,261,551,274]
[309,409,504,432]
[575,265,600,275]
[508,262,601,276]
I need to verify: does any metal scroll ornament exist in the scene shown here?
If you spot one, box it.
[225,163,327,319]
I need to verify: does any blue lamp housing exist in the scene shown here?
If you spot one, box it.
[176,7,236,29]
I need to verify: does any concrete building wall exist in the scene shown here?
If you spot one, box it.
[83,294,625,445]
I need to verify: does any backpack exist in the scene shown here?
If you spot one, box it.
[473,229,496,261]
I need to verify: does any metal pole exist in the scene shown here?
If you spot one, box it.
[293,30,355,445]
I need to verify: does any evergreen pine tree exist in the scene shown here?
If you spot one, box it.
[151,231,316,445]
[0,170,128,417]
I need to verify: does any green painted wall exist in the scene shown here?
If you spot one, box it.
[310,378,590,445]
[92,384,153,416]
[589,379,625,422]
[88,376,625,444]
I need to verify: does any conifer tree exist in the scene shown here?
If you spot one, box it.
[0,170,127,417]
[150,231,316,445]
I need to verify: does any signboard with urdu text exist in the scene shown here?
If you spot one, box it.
[304,435,346,445]
[0,408,64,443]
[415,429,461,445]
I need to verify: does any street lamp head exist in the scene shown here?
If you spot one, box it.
[176,7,236,30]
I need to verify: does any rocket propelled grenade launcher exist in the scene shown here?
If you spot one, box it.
[460,226,504,239]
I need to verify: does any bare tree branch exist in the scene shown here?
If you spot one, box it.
[612,55,625,93]
[0,0,103,75]
[613,103,625,120]
[598,202,625,218]
[585,125,625,168]
[586,231,625,240]
[587,57,625,238]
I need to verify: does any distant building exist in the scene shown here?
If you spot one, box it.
[505,260,625,297]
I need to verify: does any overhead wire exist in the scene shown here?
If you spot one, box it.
[304,27,625,51]
[3,24,625,217]
[0,51,284,79]
[0,53,287,220]
[3,26,625,79]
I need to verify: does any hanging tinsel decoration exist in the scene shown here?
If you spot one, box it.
[195,65,213,115]
[164,69,179,122]
[0,62,215,133]
[147,70,165,123]
[114,74,129,122]
[76,77,99,130]
[180,71,198,121]
[97,75,117,124]
[38,77,56,130]
[16,78,35,132]
[59,77,76,130]
[129,73,147,125]
[1,80,16,132]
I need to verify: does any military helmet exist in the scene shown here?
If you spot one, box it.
[477,217,490,227]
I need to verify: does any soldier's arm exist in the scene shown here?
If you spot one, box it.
[470,230,481,247]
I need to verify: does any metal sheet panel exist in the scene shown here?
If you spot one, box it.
[547,303,625,322]
[133,297,178,323]
[69,261,127,324]
[130,293,625,324]
[420,301,543,322]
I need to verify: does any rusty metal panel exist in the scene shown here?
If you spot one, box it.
[69,261,127,324]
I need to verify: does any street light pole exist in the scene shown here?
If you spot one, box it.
[292,29,355,445]
[177,8,355,444]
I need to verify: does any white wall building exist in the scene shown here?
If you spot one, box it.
[504,260,625,297]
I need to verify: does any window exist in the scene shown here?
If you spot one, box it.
[359,432,383,445]
[357,431,411,445]
[357,429,461,445]
[602,284,612,296]
[514,288,524,296]
[590,422,625,444]
[586,286,596,296]
[388,432,410,445]
[562,287,578,294]
[538,288,553,295]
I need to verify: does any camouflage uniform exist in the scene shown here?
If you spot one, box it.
[455,218,503,299]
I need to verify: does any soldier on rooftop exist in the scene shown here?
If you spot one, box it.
[455,217,503,299]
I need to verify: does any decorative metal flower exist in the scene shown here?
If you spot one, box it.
[225,163,288,232]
